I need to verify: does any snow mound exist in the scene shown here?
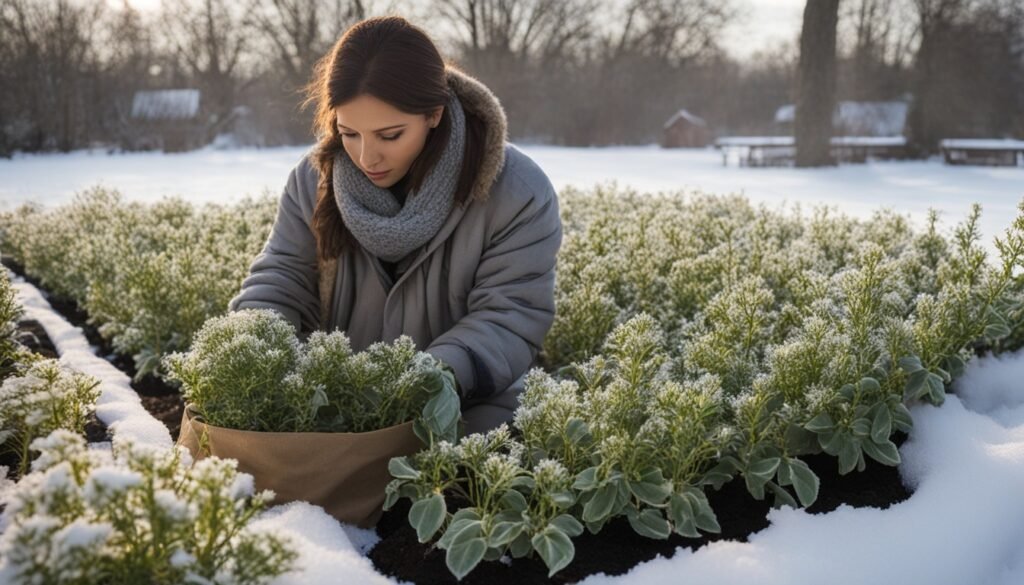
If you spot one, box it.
[250,502,395,585]
[581,349,1024,585]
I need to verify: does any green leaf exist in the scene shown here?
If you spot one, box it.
[838,383,856,401]
[532,527,575,577]
[746,456,780,480]
[942,355,965,378]
[862,438,901,466]
[777,458,792,486]
[488,521,523,547]
[628,479,671,506]
[565,417,590,445]
[423,390,460,435]
[509,532,532,558]
[583,482,618,523]
[985,322,1011,339]
[668,492,699,538]
[438,514,481,549]
[786,458,819,507]
[804,412,835,433]
[870,405,892,444]
[851,418,871,438]
[819,430,843,455]
[627,507,671,539]
[702,455,741,489]
[926,372,946,403]
[446,530,487,581]
[898,355,923,373]
[500,489,528,513]
[549,490,576,509]
[408,494,446,543]
[784,423,821,455]
[892,402,914,432]
[766,481,798,509]
[686,490,721,533]
[388,456,420,480]
[837,435,860,475]
[904,369,930,401]
[573,467,600,491]
[550,514,584,537]
[858,377,881,394]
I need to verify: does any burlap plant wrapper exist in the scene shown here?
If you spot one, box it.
[177,405,423,527]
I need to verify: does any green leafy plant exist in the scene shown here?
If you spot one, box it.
[388,192,1024,580]
[0,429,295,584]
[0,269,38,382]
[0,359,101,478]
[386,315,730,578]
[163,309,459,443]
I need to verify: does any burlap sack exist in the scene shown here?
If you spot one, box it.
[177,406,423,527]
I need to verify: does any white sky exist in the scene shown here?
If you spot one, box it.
[122,0,806,61]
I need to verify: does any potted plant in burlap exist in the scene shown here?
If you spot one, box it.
[165,309,460,527]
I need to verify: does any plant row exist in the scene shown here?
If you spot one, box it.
[0,188,277,380]
[385,190,1024,578]
[0,271,297,584]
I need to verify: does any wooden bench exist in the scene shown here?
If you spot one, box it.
[714,136,907,167]
[939,139,1024,167]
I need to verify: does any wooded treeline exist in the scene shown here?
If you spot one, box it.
[0,0,1020,156]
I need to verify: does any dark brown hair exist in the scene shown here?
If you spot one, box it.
[304,15,486,262]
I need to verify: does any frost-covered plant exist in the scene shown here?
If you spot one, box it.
[385,426,582,579]
[0,189,278,381]
[387,315,731,578]
[164,309,459,443]
[0,269,37,382]
[163,309,304,432]
[0,359,100,477]
[0,430,295,584]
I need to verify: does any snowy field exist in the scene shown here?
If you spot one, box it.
[1,144,1022,257]
[8,267,1024,585]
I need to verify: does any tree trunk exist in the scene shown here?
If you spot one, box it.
[795,0,839,167]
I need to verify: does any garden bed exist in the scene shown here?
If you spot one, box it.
[369,433,911,584]
[2,257,185,441]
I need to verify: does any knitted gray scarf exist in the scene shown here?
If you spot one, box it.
[333,93,466,263]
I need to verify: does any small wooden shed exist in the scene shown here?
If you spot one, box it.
[128,89,206,152]
[661,108,712,148]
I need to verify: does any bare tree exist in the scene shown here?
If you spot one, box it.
[599,0,733,66]
[795,0,839,167]
[0,0,106,153]
[248,0,376,90]
[433,0,596,69]
[159,0,253,134]
[907,0,1024,151]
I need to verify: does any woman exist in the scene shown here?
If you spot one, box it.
[228,16,562,435]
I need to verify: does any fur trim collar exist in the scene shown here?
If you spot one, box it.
[445,66,507,202]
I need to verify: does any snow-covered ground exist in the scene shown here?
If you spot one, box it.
[7,266,1024,585]
[1,144,1022,257]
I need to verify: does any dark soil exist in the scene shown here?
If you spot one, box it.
[3,257,184,441]
[15,319,59,359]
[369,432,912,585]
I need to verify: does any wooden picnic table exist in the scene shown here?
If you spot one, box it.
[714,136,907,167]
[939,139,1024,167]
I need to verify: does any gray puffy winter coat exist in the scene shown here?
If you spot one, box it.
[227,68,562,432]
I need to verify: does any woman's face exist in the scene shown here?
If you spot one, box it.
[334,94,443,188]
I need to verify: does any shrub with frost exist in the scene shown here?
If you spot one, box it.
[0,359,100,477]
[164,309,460,443]
[0,429,295,585]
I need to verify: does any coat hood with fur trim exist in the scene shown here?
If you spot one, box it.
[444,66,509,203]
